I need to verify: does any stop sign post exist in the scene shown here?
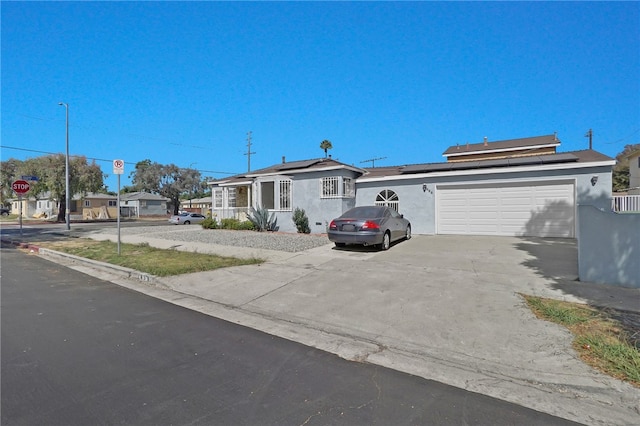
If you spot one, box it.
[12,180,30,236]
[12,180,30,194]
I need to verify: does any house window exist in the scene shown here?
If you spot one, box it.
[321,176,355,198]
[213,189,223,208]
[108,200,117,207]
[375,189,400,212]
[84,200,91,207]
[279,180,291,210]
[228,188,237,208]
[259,179,292,211]
[321,177,340,198]
[261,182,275,209]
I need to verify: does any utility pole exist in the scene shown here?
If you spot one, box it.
[244,131,256,172]
[585,129,593,149]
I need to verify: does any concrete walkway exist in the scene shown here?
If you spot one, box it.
[19,229,640,426]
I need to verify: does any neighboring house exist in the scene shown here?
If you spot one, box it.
[121,192,169,217]
[610,148,640,213]
[209,134,615,238]
[11,196,38,218]
[10,191,67,219]
[182,196,212,215]
[627,149,640,195]
[209,157,366,233]
[81,193,118,219]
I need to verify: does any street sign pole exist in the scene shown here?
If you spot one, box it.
[117,174,121,255]
[18,194,23,236]
[113,159,125,255]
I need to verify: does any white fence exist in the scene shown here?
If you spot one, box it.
[611,195,640,213]
[212,207,251,221]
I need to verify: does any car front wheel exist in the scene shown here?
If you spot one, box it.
[184,220,190,225]
[380,232,391,251]
[405,225,411,240]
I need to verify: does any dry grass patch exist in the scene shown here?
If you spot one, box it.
[37,238,263,277]
[523,294,640,387]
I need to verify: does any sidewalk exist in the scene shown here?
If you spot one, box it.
[11,229,640,426]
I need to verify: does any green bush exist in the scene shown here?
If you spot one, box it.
[237,220,256,230]
[220,218,240,229]
[201,217,218,229]
[218,218,256,230]
[292,207,311,234]
[202,216,255,231]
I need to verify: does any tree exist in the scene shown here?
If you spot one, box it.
[0,155,105,221]
[612,143,640,192]
[129,160,202,214]
[0,158,21,206]
[320,139,333,158]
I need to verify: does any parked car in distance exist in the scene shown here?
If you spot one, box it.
[328,205,411,250]
[169,212,206,225]
[0,207,10,216]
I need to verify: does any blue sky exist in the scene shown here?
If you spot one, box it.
[2,1,639,192]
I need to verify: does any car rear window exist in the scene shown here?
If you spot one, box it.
[343,206,385,218]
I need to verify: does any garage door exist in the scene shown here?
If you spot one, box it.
[437,181,575,237]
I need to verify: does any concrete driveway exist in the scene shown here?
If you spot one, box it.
[32,230,640,425]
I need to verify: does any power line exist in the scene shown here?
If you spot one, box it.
[0,145,237,175]
[603,128,640,145]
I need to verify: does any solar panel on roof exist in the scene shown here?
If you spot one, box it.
[401,163,453,174]
[276,159,321,171]
[506,156,543,166]
[540,153,578,164]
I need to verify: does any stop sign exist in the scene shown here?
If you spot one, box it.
[12,179,30,194]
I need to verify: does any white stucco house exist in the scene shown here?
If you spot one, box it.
[209,134,615,238]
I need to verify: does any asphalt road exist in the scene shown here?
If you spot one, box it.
[1,244,582,425]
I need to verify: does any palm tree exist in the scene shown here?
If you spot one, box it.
[320,140,333,158]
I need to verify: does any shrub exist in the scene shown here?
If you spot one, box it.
[220,218,241,229]
[247,206,278,232]
[237,220,256,231]
[292,207,311,234]
[201,217,218,229]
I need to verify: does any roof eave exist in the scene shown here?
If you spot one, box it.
[357,159,615,183]
[444,143,560,158]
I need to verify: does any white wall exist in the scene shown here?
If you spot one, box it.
[578,205,640,288]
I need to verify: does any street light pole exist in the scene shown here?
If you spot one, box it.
[58,102,70,231]
[189,162,197,209]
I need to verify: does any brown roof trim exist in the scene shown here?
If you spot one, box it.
[443,134,560,157]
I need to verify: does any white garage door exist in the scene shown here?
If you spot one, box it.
[437,181,575,237]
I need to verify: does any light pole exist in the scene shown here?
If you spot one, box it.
[58,102,70,230]
[189,162,197,209]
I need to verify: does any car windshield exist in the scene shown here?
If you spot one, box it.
[342,206,385,218]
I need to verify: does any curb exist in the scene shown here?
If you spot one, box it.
[2,238,161,287]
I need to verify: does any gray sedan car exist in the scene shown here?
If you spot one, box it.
[168,212,206,225]
[327,206,411,250]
